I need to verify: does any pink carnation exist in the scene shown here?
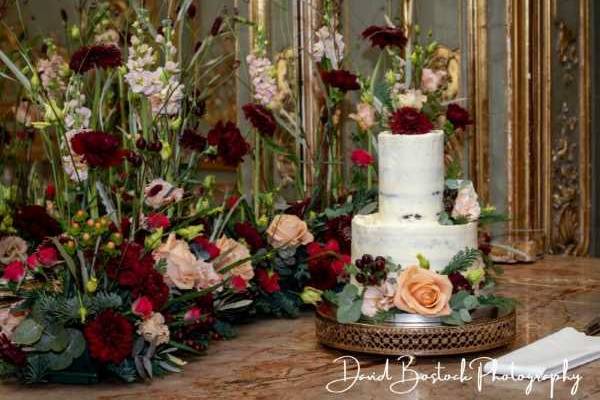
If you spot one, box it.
[351,149,374,167]
[3,261,25,282]
[132,296,154,319]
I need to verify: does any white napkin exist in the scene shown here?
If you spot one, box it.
[483,327,600,379]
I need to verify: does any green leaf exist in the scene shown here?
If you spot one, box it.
[12,318,43,345]
[442,310,465,326]
[441,248,481,275]
[337,299,363,324]
[33,326,68,352]
[459,308,473,323]
[337,284,359,305]
[449,290,470,309]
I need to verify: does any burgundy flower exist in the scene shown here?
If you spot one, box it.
[180,129,207,152]
[132,269,170,310]
[446,103,473,130]
[45,183,56,199]
[234,222,264,251]
[84,310,134,364]
[0,334,26,366]
[14,205,62,241]
[71,131,125,168]
[361,25,408,49]
[350,149,374,167]
[256,269,280,294]
[285,197,312,219]
[323,215,352,255]
[210,16,224,36]
[69,44,122,74]
[478,232,492,256]
[242,103,276,137]
[389,106,433,135]
[146,212,170,230]
[2,261,25,282]
[306,240,347,290]
[320,69,360,92]
[448,272,473,294]
[207,121,250,166]
[194,236,221,260]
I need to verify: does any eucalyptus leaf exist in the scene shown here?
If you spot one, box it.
[12,319,43,345]
[337,299,363,324]
[459,308,473,323]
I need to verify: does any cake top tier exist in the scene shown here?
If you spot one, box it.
[377,130,445,223]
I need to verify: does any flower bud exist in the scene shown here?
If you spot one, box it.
[300,286,323,305]
[70,25,80,40]
[86,277,98,293]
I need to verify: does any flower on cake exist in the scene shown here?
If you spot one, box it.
[394,265,453,317]
[389,106,433,135]
[361,281,395,317]
[266,214,314,248]
[451,181,481,222]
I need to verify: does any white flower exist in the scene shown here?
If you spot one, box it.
[0,306,25,339]
[62,154,89,182]
[397,89,428,110]
[0,236,28,265]
[361,282,395,317]
[247,54,278,107]
[312,26,345,69]
[137,312,170,345]
[451,181,481,221]
[421,68,447,93]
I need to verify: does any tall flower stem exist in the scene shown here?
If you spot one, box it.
[254,132,261,217]
[367,131,373,190]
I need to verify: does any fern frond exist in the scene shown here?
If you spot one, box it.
[441,248,481,275]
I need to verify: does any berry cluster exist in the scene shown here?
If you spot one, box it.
[354,254,387,285]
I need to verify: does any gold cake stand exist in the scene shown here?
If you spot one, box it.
[315,304,517,356]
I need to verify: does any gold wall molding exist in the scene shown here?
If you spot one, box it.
[507,0,590,255]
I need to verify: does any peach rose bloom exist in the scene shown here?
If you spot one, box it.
[214,236,254,282]
[394,265,452,317]
[266,214,314,248]
[349,102,376,132]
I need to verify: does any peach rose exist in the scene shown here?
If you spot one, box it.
[214,236,254,282]
[266,214,314,248]
[394,265,452,316]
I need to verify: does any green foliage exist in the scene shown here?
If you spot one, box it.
[479,295,518,316]
[446,159,463,180]
[441,248,481,275]
[336,284,362,324]
[254,291,302,318]
[443,290,480,326]
[322,290,339,305]
[12,318,43,345]
[479,208,509,226]
[107,359,138,383]
[0,360,17,378]
[213,320,237,340]
[23,354,50,384]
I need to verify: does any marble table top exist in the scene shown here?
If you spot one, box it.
[2,256,600,399]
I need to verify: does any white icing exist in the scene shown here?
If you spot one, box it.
[378,131,444,222]
[351,130,478,272]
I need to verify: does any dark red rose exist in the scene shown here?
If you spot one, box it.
[132,269,170,310]
[306,240,346,290]
[320,69,360,92]
[361,25,408,49]
[84,310,134,364]
[210,16,223,36]
[448,272,473,294]
[242,103,276,137]
[234,222,264,251]
[180,129,207,152]
[207,121,250,166]
[14,205,62,241]
[194,236,221,260]
[323,215,352,255]
[446,103,473,130]
[71,131,125,168]
[256,269,281,294]
[389,106,433,135]
[106,242,153,285]
[69,44,122,74]
[0,333,26,366]
[350,149,374,167]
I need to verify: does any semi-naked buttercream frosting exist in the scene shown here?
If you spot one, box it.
[351,130,478,272]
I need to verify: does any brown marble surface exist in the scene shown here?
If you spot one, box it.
[2,256,600,399]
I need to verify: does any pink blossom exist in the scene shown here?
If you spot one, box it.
[2,261,25,282]
[184,307,202,322]
[421,68,446,93]
[132,296,154,319]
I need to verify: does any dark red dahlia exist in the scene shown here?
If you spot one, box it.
[448,272,473,294]
[389,106,433,135]
[446,103,473,130]
[242,103,276,137]
[14,205,62,242]
[132,269,170,310]
[323,215,352,255]
[361,25,408,49]
[71,131,125,168]
[207,121,250,166]
[234,221,264,251]
[180,129,207,152]
[84,309,134,364]
[320,69,360,92]
[69,44,123,74]
[210,16,224,36]
[256,269,281,294]
[0,333,26,366]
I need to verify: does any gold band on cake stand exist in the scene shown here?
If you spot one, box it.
[315,304,516,356]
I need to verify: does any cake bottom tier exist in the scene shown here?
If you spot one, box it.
[352,214,478,272]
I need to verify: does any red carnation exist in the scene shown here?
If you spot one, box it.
[306,239,346,290]
[242,103,276,137]
[146,212,170,230]
[320,69,360,92]
[45,183,56,199]
[194,236,221,260]
[69,44,122,74]
[0,334,26,367]
[132,269,170,310]
[71,131,125,168]
[2,261,25,282]
[362,25,408,49]
[84,309,134,364]
[323,215,352,254]
[180,129,207,152]
[351,149,374,167]
[256,269,280,294]
[234,222,264,251]
[14,205,62,242]
[389,106,433,135]
[207,121,250,166]
[446,103,473,130]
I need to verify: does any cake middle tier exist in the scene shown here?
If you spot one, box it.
[352,213,478,272]
[378,131,445,222]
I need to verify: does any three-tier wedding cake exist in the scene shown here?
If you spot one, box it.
[352,130,478,271]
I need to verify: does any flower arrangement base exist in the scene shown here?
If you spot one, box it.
[315,304,516,357]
